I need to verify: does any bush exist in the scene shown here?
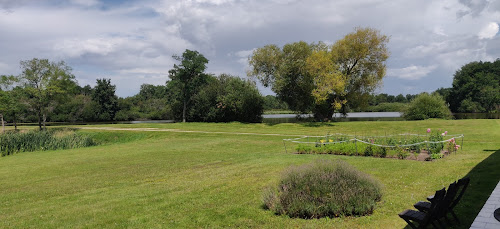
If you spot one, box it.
[263,159,382,218]
[189,74,264,122]
[403,93,452,120]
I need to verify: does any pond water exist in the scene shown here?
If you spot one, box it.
[261,112,499,124]
[262,112,404,124]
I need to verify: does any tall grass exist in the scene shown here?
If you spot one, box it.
[0,128,96,156]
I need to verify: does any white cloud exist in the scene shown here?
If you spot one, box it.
[478,22,499,39]
[1,0,500,96]
[229,49,255,65]
[54,38,118,58]
[387,65,438,80]
[0,62,10,73]
[70,0,100,7]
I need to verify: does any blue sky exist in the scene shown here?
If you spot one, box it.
[1,0,499,97]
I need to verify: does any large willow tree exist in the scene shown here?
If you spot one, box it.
[248,27,389,120]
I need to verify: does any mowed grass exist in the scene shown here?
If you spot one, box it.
[0,119,499,228]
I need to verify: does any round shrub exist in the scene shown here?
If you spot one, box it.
[403,93,452,120]
[263,159,382,218]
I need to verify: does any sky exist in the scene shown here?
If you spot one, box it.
[0,0,499,97]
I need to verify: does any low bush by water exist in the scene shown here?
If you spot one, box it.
[0,128,96,156]
[263,159,382,219]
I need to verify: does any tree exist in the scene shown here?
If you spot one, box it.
[189,74,264,122]
[448,60,500,113]
[248,41,316,114]
[19,58,77,130]
[306,49,346,118]
[403,93,452,120]
[167,49,210,122]
[0,75,25,131]
[139,84,167,100]
[0,90,8,132]
[262,95,289,110]
[248,28,389,120]
[92,78,119,121]
[0,75,16,132]
[330,27,389,114]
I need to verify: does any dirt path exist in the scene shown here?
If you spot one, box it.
[77,126,307,137]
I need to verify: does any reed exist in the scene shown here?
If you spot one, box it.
[0,128,96,156]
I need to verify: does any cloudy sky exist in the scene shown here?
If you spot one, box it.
[1,0,499,97]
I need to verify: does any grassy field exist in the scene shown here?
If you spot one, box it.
[0,119,499,228]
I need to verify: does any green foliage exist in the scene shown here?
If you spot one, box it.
[18,58,78,129]
[296,144,312,154]
[403,93,452,120]
[395,146,409,159]
[330,27,390,115]
[360,102,408,112]
[248,28,389,119]
[189,74,264,122]
[167,49,210,122]
[430,153,443,160]
[262,95,289,111]
[0,128,96,156]
[92,78,119,121]
[428,131,444,154]
[448,60,500,113]
[248,41,315,114]
[292,130,457,160]
[263,159,382,218]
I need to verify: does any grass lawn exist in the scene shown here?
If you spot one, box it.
[0,119,499,228]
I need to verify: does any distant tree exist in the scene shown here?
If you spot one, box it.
[395,94,407,103]
[135,84,170,120]
[262,95,289,110]
[448,60,500,113]
[0,75,17,132]
[167,49,210,122]
[81,85,93,96]
[248,27,389,120]
[403,93,452,120]
[406,94,417,102]
[0,90,8,132]
[306,48,346,119]
[92,78,118,121]
[18,58,77,130]
[248,41,316,114]
[189,74,264,122]
[139,84,167,100]
[330,27,389,114]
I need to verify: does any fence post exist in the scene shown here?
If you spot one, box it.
[355,136,358,155]
[461,135,464,150]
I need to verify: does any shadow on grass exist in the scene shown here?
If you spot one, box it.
[262,120,337,127]
[298,122,336,127]
[402,149,500,229]
[455,149,500,228]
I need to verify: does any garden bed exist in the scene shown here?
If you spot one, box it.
[284,129,463,161]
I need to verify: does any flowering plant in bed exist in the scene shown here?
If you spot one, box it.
[287,129,463,161]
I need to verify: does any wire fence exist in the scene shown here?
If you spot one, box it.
[283,133,464,154]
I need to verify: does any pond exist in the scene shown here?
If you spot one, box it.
[262,112,404,124]
[262,112,499,124]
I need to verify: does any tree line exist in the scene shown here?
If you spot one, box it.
[1,27,497,129]
[0,50,264,131]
